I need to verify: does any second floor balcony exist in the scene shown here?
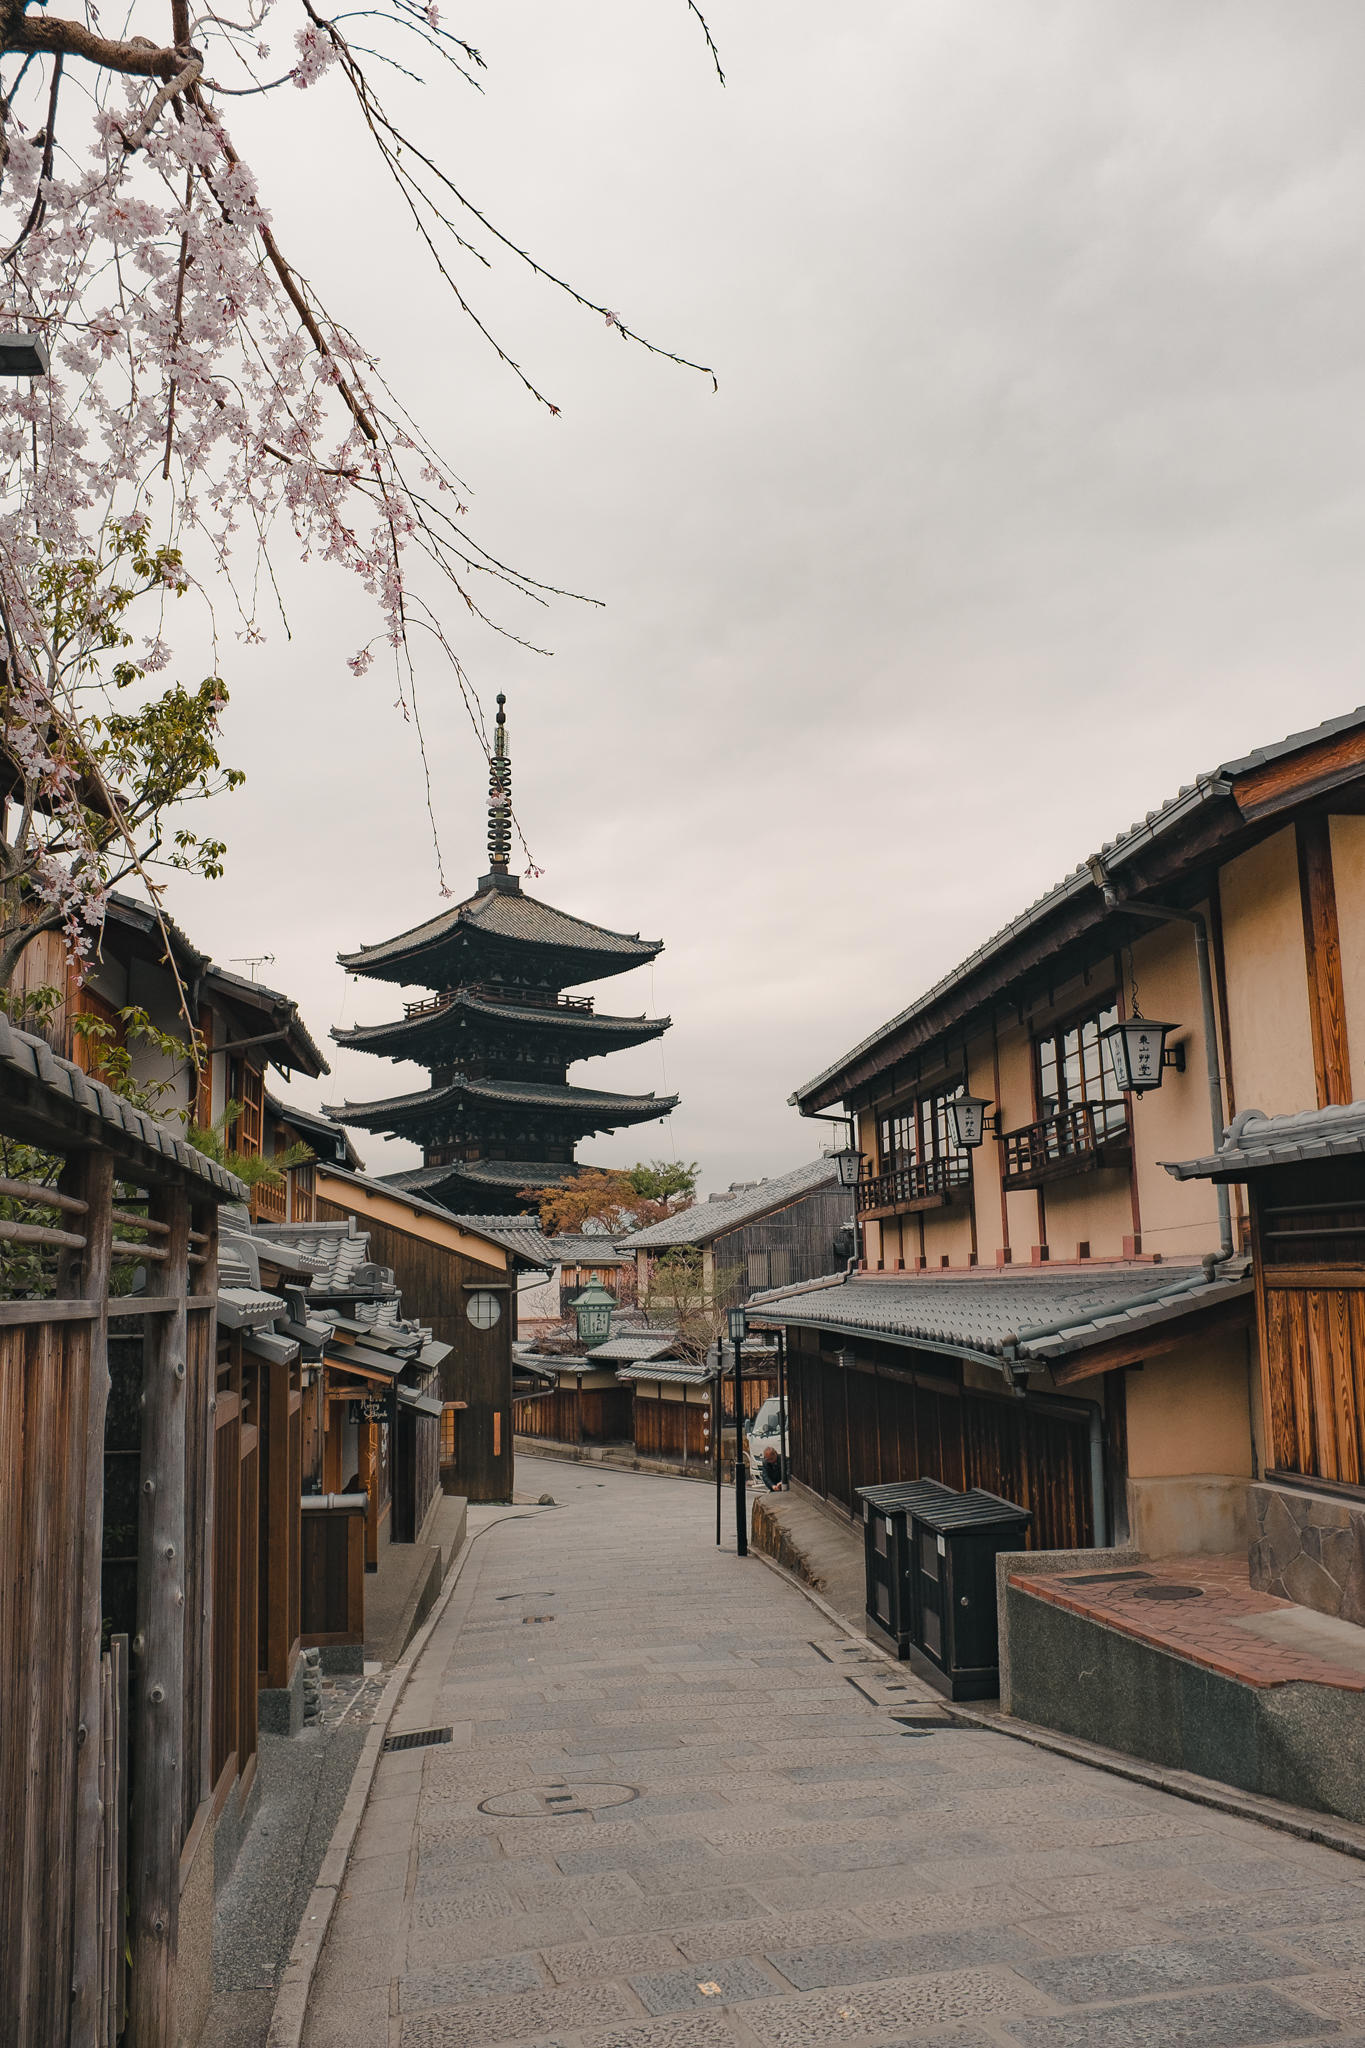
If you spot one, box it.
[856,1154,971,1218]
[1001,1102,1130,1192]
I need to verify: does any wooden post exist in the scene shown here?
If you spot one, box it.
[69,1146,115,2046]
[127,1185,191,2048]
[198,1204,218,1816]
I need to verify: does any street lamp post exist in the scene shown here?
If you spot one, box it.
[832,1140,863,1271]
[728,1305,748,1558]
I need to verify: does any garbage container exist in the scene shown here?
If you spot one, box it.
[907,1487,1031,1700]
[856,1478,956,1657]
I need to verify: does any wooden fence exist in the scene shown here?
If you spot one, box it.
[0,1017,239,2048]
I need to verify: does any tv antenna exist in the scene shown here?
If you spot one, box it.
[231,954,275,981]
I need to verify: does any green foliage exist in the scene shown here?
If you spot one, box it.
[71,1004,202,1113]
[0,1137,64,1298]
[186,1104,312,1189]
[627,1159,698,1205]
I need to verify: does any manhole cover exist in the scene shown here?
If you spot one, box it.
[479,1780,639,1818]
[1131,1583,1204,1602]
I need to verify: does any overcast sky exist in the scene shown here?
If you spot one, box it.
[165,0,1365,1196]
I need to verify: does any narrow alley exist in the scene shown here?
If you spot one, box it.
[301,1459,1365,2048]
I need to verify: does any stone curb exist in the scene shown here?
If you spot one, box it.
[750,1540,1365,1867]
[264,1507,546,2048]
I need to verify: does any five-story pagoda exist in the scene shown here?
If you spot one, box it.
[327,697,677,1214]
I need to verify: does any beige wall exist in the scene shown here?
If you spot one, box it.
[1124,1330,1253,1480]
[1218,826,1315,1118]
[1330,812,1365,1087]
[1125,914,1227,1259]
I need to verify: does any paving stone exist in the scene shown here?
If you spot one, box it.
[1015,1934,1307,2003]
[556,1840,715,1876]
[578,2017,743,2048]
[674,1909,870,1961]
[1275,1918,1365,1968]
[406,1910,586,1968]
[1292,1969,1365,2022]
[767,1928,1028,1990]
[399,1980,638,2046]
[400,1950,546,2010]
[543,1933,686,1981]
[1017,1912,1165,1955]
[630,1958,782,2013]
[1155,1885,1365,1937]
[586,1886,763,1934]
[1000,1984,1339,2046]
[740,1967,1050,2046]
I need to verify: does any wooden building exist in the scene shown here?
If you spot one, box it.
[326,695,676,1214]
[302,1164,553,1501]
[623,1156,848,1307]
[0,1016,241,2048]
[760,706,1365,1591]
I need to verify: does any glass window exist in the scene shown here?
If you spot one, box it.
[466,1291,502,1329]
[1035,1003,1125,1139]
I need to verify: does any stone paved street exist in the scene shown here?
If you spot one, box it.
[303,1459,1365,2048]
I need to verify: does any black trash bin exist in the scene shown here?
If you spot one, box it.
[856,1478,956,1657]
[906,1487,1031,1700]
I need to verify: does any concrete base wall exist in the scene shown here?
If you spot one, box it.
[1004,1579,1365,1825]
[176,1806,216,2047]
[1128,1474,1249,1559]
[258,1652,306,1737]
[995,1547,1141,1712]
[1250,1480,1365,1625]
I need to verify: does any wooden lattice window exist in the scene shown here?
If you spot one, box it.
[229,1057,264,1157]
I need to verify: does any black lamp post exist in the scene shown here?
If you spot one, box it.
[728,1304,748,1557]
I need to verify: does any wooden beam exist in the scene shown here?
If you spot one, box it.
[1297,815,1352,1108]
[0,1296,99,1324]
[127,1186,192,2048]
[69,1146,115,2046]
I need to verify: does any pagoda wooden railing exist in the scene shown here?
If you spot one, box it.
[403,984,595,1021]
[856,1154,971,1217]
[1001,1101,1130,1192]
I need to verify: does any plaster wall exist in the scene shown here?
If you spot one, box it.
[1127,1474,1249,1557]
[1124,1331,1254,1480]
[1218,827,1316,1117]
[1036,1170,1132,1262]
[1125,915,1227,1258]
[1329,813,1365,1083]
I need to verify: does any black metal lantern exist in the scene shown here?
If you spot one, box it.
[1102,1014,1175,1094]
[831,1145,863,1190]
[574,1278,615,1345]
[727,1305,748,1345]
[947,1093,997,1148]
[0,333,48,377]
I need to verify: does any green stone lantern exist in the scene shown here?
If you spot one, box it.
[574,1278,616,1346]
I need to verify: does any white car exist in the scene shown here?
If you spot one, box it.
[744,1397,788,1484]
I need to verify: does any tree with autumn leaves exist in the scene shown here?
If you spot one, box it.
[524,1159,698,1236]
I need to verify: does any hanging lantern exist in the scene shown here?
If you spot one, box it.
[831,1145,863,1190]
[1102,1014,1176,1094]
[947,1094,997,1148]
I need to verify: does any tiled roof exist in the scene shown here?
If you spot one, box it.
[747,1263,1251,1370]
[333,994,669,1052]
[441,1214,557,1270]
[338,882,662,981]
[585,1333,680,1363]
[254,1222,396,1298]
[612,1360,713,1385]
[314,1164,553,1267]
[0,1015,245,1198]
[550,1233,631,1264]
[218,1283,286,1329]
[326,1076,676,1131]
[622,1157,842,1249]
[792,706,1365,1111]
[1165,1101,1365,1181]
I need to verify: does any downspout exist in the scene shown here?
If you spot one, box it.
[1086,860,1234,1260]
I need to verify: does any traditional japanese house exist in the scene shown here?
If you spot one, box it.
[298,1163,554,1501]
[326,695,676,1214]
[552,1232,636,1312]
[622,1156,848,1308]
[755,707,1365,1577]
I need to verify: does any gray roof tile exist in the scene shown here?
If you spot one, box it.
[622,1157,842,1249]
[1165,1100,1365,1180]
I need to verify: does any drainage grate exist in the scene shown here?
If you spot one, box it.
[523,1615,555,1624]
[384,1726,453,1752]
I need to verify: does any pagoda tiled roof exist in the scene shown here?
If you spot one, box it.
[337,880,662,987]
[325,1075,677,1135]
[332,990,670,1057]
[378,1157,584,1213]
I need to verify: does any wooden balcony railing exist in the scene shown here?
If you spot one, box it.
[856,1154,972,1217]
[249,1160,317,1225]
[1001,1102,1130,1192]
[403,983,595,1021]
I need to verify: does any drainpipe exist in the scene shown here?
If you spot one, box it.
[1086,861,1234,1261]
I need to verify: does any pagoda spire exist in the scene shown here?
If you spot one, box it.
[481,692,520,894]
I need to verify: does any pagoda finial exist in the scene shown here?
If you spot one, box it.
[481,692,520,892]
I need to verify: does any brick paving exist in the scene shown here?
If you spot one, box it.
[1014,1554,1365,1689]
[302,1459,1365,2048]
